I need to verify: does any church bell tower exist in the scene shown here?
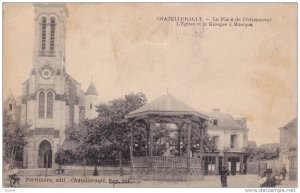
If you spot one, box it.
[23,3,69,169]
[32,3,68,80]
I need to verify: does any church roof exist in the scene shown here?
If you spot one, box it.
[126,94,209,120]
[66,73,81,86]
[85,82,98,96]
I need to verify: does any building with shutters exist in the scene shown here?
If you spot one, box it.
[195,108,249,175]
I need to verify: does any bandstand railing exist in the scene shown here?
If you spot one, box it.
[132,156,202,168]
[131,156,203,180]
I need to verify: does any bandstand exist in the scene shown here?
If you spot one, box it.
[126,94,209,180]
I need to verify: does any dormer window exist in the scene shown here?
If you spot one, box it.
[213,119,218,126]
[9,104,12,111]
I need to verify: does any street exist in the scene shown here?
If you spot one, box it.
[3,174,297,188]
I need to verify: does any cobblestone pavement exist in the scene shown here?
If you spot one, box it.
[3,174,297,188]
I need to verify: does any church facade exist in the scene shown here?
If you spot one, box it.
[5,4,99,169]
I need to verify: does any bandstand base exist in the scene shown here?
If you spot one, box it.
[130,167,203,181]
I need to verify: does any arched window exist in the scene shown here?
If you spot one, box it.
[50,18,56,51]
[41,17,47,50]
[46,92,53,118]
[39,91,45,118]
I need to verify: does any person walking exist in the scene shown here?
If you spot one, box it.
[220,166,230,187]
[280,164,287,180]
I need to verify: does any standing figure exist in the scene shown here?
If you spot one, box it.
[280,164,287,180]
[220,166,230,187]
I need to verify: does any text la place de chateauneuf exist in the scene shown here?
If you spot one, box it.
[156,16,272,27]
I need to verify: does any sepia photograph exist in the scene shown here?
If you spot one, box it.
[2,2,297,189]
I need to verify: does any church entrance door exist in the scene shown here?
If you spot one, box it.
[38,140,52,168]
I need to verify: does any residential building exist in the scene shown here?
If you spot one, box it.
[195,108,249,175]
[279,118,297,180]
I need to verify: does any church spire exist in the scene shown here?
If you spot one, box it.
[85,80,98,96]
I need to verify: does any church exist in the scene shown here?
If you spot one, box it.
[4,3,99,169]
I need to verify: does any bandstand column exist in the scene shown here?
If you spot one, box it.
[200,126,204,153]
[146,127,149,156]
[178,128,182,156]
[128,121,134,171]
[186,119,192,172]
[145,119,155,157]
[176,121,184,157]
[149,127,153,157]
[199,121,206,175]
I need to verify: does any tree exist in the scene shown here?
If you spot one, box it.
[55,148,77,165]
[244,145,257,161]
[190,125,215,153]
[3,110,28,168]
[203,135,216,152]
[56,92,147,176]
[94,92,147,175]
[270,147,280,159]
[57,123,104,176]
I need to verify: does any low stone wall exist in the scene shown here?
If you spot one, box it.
[247,159,280,175]
[17,169,57,176]
[16,166,202,181]
[17,166,130,176]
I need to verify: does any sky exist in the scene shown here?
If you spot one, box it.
[3,3,297,145]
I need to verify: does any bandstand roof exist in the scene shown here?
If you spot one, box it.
[126,94,209,120]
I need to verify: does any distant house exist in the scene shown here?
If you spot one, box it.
[279,118,297,180]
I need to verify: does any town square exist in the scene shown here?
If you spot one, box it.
[2,3,297,190]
